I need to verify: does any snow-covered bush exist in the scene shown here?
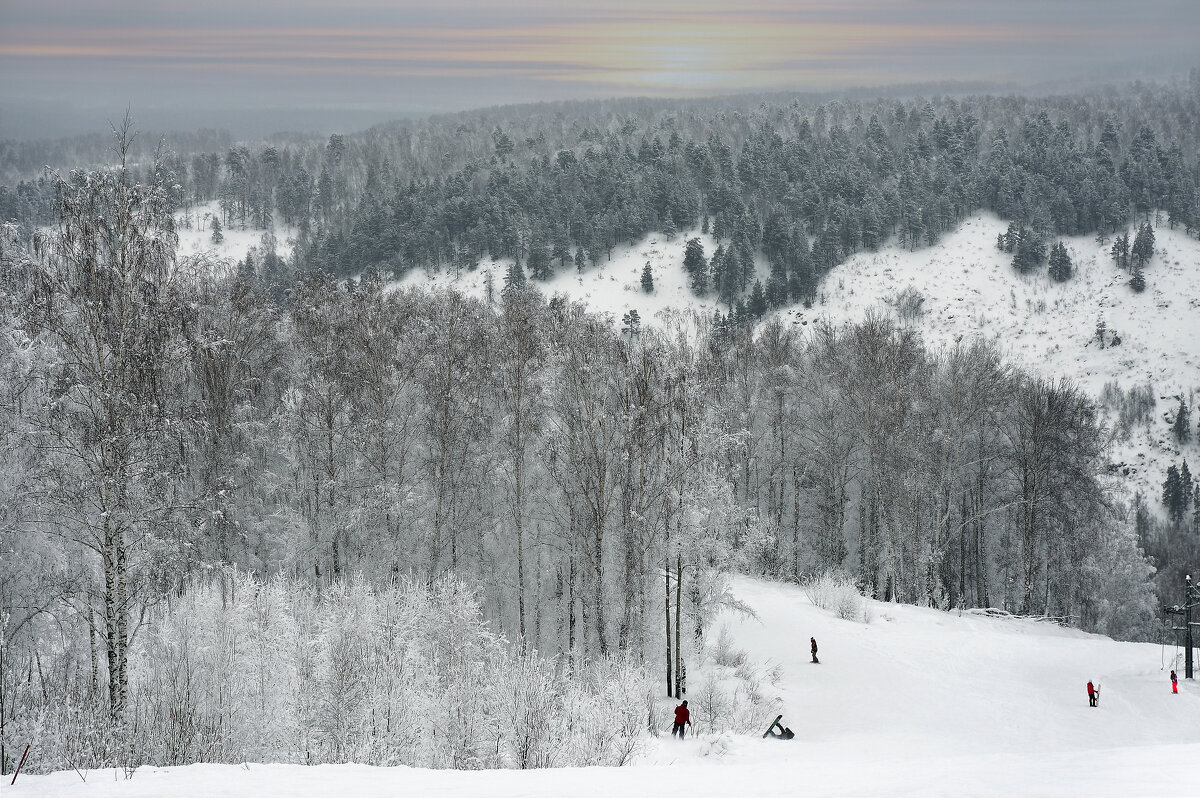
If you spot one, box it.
[1,572,656,774]
[711,625,747,669]
[803,570,866,621]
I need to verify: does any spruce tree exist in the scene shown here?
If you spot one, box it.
[1048,242,1072,282]
[749,279,767,317]
[1129,263,1146,292]
[1110,231,1130,269]
[1164,464,1183,523]
[641,261,654,293]
[211,215,224,244]
[683,237,707,295]
[1181,461,1194,515]
[1132,222,1155,267]
[1174,398,1192,443]
[504,260,526,294]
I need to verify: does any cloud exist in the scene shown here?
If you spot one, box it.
[1,0,1197,116]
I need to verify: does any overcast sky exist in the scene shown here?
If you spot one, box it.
[2,0,1198,137]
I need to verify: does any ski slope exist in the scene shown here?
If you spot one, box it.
[13,577,1196,797]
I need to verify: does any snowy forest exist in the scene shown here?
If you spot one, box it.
[2,75,1199,775]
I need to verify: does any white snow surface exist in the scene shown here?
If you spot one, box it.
[174,201,295,264]
[13,576,1198,797]
[388,228,761,325]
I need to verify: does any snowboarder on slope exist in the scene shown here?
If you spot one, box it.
[1087,680,1097,707]
[1171,670,1178,694]
[811,637,819,664]
[673,700,691,739]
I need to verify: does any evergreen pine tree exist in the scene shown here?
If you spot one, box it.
[1132,222,1156,267]
[211,215,224,244]
[1181,461,1194,518]
[663,216,678,241]
[1013,230,1046,274]
[1048,241,1072,281]
[1163,464,1183,523]
[504,260,526,294]
[683,237,707,295]
[527,235,552,281]
[621,309,641,337]
[1111,231,1130,269]
[1174,398,1192,443]
[641,261,654,293]
[748,279,767,317]
[1129,263,1146,292]
[575,247,587,273]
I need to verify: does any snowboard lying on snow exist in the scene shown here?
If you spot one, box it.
[763,714,795,739]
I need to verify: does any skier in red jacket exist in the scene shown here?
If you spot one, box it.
[672,700,691,739]
[1086,681,1097,707]
[1171,670,1178,694]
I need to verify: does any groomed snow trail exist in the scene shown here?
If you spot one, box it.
[13,577,1198,797]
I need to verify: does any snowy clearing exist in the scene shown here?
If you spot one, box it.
[13,576,1197,797]
[174,201,296,264]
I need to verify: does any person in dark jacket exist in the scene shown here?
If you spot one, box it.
[672,700,691,739]
[1087,681,1097,707]
[810,637,819,664]
[1171,670,1178,694]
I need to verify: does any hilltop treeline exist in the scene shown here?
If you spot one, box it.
[4,76,1200,309]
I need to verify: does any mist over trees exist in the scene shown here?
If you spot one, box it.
[2,76,1198,773]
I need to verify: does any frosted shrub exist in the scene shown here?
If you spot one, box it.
[561,656,652,766]
[804,570,865,621]
[4,572,664,774]
[895,286,926,322]
[691,674,731,734]
[495,652,562,769]
[711,625,747,669]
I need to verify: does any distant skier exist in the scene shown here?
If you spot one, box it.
[672,700,691,739]
[1087,680,1097,707]
[811,636,819,664]
[1171,670,1178,694]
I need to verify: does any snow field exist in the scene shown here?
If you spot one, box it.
[174,201,295,264]
[14,576,1198,797]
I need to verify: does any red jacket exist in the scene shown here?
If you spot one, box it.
[674,705,690,724]
[1086,682,1095,695]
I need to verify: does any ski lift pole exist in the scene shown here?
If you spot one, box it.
[1166,574,1200,679]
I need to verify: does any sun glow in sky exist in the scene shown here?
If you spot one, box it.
[0,0,1197,133]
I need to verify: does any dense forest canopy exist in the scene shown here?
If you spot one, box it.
[1,76,1198,774]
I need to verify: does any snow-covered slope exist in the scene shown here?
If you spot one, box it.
[13,576,1196,797]
[782,214,1200,509]
[388,228,766,324]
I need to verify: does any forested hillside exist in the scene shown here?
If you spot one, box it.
[1,76,1198,774]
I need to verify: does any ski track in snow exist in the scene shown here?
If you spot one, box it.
[13,576,1200,797]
